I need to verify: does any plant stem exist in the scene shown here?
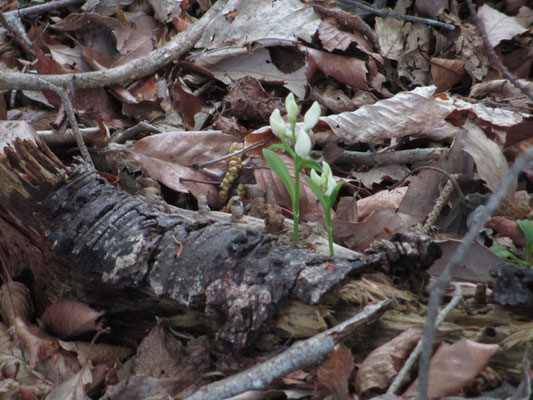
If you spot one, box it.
[324,205,334,256]
[293,160,301,244]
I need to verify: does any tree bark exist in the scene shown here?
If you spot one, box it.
[0,137,441,349]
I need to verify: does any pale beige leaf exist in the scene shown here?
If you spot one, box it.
[470,79,533,100]
[454,98,525,127]
[403,339,498,399]
[352,165,409,189]
[195,0,320,49]
[321,86,456,144]
[375,17,405,60]
[457,121,511,192]
[477,4,528,48]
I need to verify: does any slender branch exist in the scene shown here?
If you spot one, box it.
[185,299,391,400]
[0,10,35,59]
[335,0,456,30]
[465,0,533,102]
[0,0,233,91]
[35,78,93,168]
[416,146,533,400]
[5,0,85,17]
[387,283,462,394]
[332,148,445,167]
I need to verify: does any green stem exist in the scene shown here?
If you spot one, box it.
[293,159,301,244]
[324,205,334,256]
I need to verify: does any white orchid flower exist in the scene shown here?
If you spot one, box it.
[285,93,299,123]
[294,128,312,158]
[269,108,287,139]
[310,168,322,187]
[303,101,321,132]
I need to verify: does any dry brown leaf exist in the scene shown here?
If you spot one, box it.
[355,327,423,399]
[0,281,33,326]
[13,317,59,371]
[113,15,156,66]
[486,216,526,247]
[128,131,235,207]
[334,196,358,224]
[172,79,202,129]
[334,209,419,252]
[351,165,410,189]
[318,18,373,55]
[223,76,279,122]
[59,340,131,365]
[132,325,184,378]
[40,299,104,339]
[316,344,354,399]
[477,4,528,48]
[299,45,368,91]
[403,339,499,399]
[44,367,92,400]
[430,58,465,92]
[457,121,510,193]
[356,188,407,222]
[375,17,406,61]
[321,86,455,144]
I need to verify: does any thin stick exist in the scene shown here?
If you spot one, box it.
[387,283,463,394]
[465,0,533,103]
[35,78,94,168]
[192,139,269,170]
[0,10,36,59]
[416,146,533,400]
[185,299,391,400]
[5,0,85,18]
[335,0,456,31]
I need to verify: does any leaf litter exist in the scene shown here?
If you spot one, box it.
[0,0,532,398]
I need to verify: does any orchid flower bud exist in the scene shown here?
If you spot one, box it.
[303,101,321,132]
[269,108,287,138]
[325,174,338,196]
[294,129,312,159]
[285,93,299,124]
[310,169,322,187]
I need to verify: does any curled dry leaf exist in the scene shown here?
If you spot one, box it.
[41,299,104,339]
[403,339,499,399]
[299,45,368,91]
[0,281,34,326]
[59,340,131,365]
[321,86,456,144]
[477,4,528,48]
[316,344,354,399]
[13,317,59,371]
[355,327,423,399]
[430,58,465,92]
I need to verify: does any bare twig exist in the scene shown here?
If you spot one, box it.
[334,148,446,167]
[0,0,234,91]
[0,10,35,59]
[39,127,102,147]
[109,121,161,144]
[35,78,93,168]
[465,0,533,103]
[388,283,463,394]
[335,0,456,30]
[416,146,533,400]
[185,299,391,400]
[5,0,85,18]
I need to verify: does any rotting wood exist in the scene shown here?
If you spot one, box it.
[0,137,441,350]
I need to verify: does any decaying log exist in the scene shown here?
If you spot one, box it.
[0,137,441,350]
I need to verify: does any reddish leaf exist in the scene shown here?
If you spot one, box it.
[172,79,202,129]
[430,58,465,92]
[316,344,354,399]
[41,300,104,339]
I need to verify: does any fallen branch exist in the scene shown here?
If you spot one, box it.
[0,0,234,91]
[185,299,392,400]
[333,148,446,167]
[335,0,456,31]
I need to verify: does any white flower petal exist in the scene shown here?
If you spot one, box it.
[285,93,299,123]
[294,129,312,158]
[303,102,321,132]
[310,169,322,187]
[269,108,287,138]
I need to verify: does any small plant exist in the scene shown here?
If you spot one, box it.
[490,219,533,266]
[262,93,322,245]
[306,161,343,256]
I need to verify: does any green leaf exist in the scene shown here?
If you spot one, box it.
[327,181,344,206]
[517,219,533,265]
[263,149,295,199]
[269,143,290,152]
[300,159,323,172]
[305,176,328,210]
[490,244,529,266]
